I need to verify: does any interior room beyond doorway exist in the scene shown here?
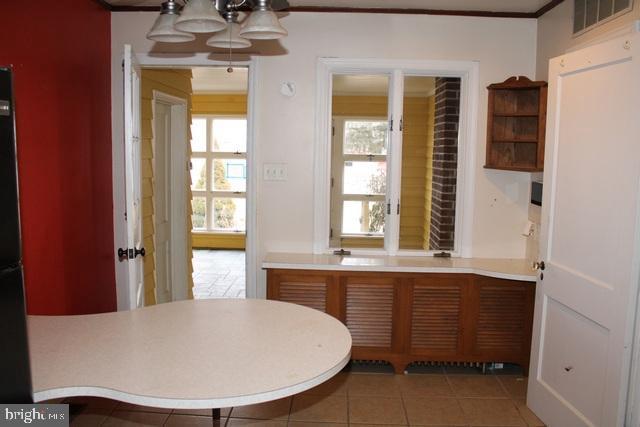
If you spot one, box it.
[190,67,248,300]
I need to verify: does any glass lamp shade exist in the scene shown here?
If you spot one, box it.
[207,22,251,49]
[239,10,287,40]
[147,13,196,42]
[175,0,227,33]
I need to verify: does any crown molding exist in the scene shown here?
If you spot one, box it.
[96,0,565,19]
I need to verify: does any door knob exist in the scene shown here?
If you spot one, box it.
[533,261,546,271]
[117,247,146,261]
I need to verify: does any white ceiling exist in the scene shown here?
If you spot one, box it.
[106,0,551,14]
[191,67,248,93]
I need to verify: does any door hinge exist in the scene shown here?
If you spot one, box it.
[331,177,334,188]
[397,202,400,215]
[389,115,394,131]
[330,228,333,238]
[386,202,391,215]
[399,117,403,131]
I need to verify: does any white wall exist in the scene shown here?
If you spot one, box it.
[537,0,640,80]
[111,12,537,298]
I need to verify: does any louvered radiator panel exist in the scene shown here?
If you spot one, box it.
[476,286,527,352]
[279,281,327,312]
[346,283,394,348]
[411,285,461,352]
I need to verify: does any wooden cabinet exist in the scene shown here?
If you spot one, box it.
[485,76,547,172]
[267,269,535,374]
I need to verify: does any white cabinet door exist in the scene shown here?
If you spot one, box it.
[123,44,144,309]
[528,34,640,427]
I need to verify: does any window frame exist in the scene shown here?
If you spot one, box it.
[572,0,634,37]
[313,58,479,257]
[331,116,388,241]
[191,114,247,234]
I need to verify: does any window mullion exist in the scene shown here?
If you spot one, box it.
[385,69,404,255]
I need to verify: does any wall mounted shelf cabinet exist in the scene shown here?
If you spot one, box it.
[266,268,535,374]
[485,76,547,172]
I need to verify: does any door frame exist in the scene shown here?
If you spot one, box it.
[152,90,189,302]
[115,53,259,303]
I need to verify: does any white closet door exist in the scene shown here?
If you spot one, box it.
[528,34,640,427]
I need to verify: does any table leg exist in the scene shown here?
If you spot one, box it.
[212,408,220,420]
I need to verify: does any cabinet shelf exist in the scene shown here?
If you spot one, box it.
[485,76,547,171]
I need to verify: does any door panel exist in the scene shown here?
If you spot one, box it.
[528,34,640,427]
[344,277,395,349]
[123,44,144,309]
[540,297,609,426]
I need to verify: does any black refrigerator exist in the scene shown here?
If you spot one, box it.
[0,67,33,403]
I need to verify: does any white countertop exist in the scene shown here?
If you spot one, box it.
[29,299,352,408]
[262,252,537,282]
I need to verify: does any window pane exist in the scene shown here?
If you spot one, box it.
[212,159,246,192]
[344,121,388,155]
[213,198,246,231]
[191,118,207,152]
[191,158,207,190]
[190,158,206,191]
[585,0,598,27]
[343,161,386,195]
[211,119,247,152]
[192,197,206,230]
[342,201,385,234]
[599,0,614,19]
[574,0,586,33]
[614,0,630,13]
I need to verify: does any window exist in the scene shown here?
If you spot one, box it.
[330,118,388,246]
[190,116,247,233]
[315,60,475,256]
[573,0,632,34]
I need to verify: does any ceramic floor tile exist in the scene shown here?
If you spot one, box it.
[301,373,348,396]
[287,422,347,427]
[497,377,528,399]
[102,410,169,426]
[513,400,545,427]
[447,376,508,398]
[289,394,348,423]
[70,408,112,426]
[397,374,454,397]
[165,414,225,426]
[348,396,407,425]
[458,399,526,426]
[347,374,401,397]
[230,397,291,420]
[172,408,232,417]
[403,397,467,426]
[226,419,287,427]
[115,403,171,413]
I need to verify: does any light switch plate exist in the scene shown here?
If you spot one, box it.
[263,163,288,181]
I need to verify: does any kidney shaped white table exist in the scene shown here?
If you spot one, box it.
[28,299,352,419]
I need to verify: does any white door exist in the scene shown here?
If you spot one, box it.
[123,44,144,309]
[528,34,640,427]
[154,101,173,304]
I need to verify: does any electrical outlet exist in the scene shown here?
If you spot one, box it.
[263,163,288,181]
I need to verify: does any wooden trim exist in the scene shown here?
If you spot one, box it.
[284,6,535,18]
[534,0,566,18]
[106,1,566,18]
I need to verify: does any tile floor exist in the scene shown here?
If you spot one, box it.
[192,250,246,299]
[65,368,545,426]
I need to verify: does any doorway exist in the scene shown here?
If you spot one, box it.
[152,92,189,304]
[189,67,249,300]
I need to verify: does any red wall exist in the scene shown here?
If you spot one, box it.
[0,1,116,314]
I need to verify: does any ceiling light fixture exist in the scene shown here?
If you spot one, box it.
[147,0,288,49]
